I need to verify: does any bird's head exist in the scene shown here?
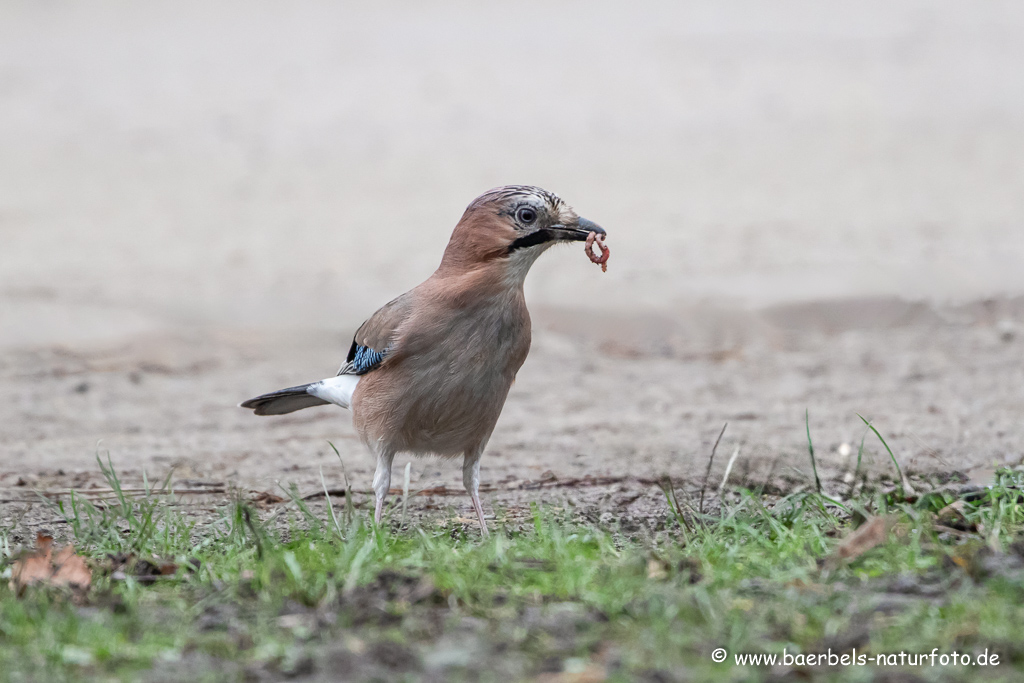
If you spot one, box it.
[438,185,606,282]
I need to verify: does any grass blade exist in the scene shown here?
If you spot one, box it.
[321,466,343,539]
[328,441,356,524]
[805,409,822,495]
[857,414,916,497]
[717,445,742,502]
[847,427,870,498]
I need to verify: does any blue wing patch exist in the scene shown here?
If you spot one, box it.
[351,345,384,374]
[341,342,387,375]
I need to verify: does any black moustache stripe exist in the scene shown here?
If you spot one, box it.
[508,229,555,254]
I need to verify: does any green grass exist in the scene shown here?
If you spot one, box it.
[2,456,1024,682]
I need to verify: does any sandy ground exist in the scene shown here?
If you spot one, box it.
[3,298,1022,526]
[1,1,1023,524]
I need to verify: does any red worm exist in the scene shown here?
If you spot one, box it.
[585,231,609,272]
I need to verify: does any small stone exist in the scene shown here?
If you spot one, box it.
[997,319,1016,342]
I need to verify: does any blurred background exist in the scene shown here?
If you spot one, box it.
[2,0,1022,346]
[1,1,1023,493]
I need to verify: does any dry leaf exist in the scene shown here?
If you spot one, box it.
[836,516,889,561]
[646,558,669,580]
[9,533,91,594]
[822,516,892,572]
[950,554,970,570]
[49,544,93,589]
[106,554,183,583]
[10,535,54,590]
[250,490,285,506]
[937,500,976,532]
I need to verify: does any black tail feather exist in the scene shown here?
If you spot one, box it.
[239,383,329,416]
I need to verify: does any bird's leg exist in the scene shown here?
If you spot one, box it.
[462,448,489,536]
[372,448,395,526]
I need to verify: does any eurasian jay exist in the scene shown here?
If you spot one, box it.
[240,186,606,535]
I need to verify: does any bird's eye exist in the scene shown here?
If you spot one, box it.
[516,207,537,225]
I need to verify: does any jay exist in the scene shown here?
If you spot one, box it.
[241,186,606,535]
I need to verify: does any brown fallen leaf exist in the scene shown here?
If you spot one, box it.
[50,544,93,589]
[250,490,285,506]
[646,557,669,581]
[106,553,185,583]
[9,533,91,594]
[822,516,891,572]
[937,500,977,532]
[10,533,54,591]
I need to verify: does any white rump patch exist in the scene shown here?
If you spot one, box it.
[307,374,360,409]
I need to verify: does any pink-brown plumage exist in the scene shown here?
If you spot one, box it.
[241,186,606,534]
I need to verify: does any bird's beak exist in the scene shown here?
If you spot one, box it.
[508,217,607,254]
[551,217,607,242]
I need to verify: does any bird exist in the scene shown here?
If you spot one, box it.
[240,186,607,535]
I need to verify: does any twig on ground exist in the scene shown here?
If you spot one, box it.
[932,524,978,539]
[699,422,728,515]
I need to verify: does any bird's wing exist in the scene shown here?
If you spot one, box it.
[338,293,413,376]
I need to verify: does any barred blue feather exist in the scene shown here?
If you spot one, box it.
[340,343,387,375]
